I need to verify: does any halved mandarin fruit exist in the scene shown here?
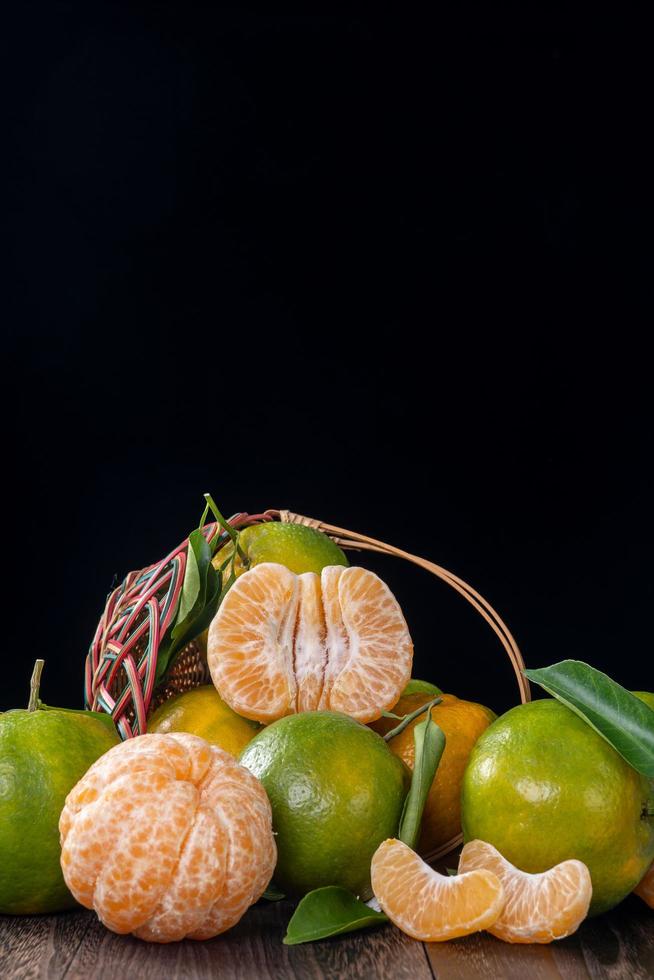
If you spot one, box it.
[207,563,413,724]
[634,861,654,907]
[59,732,276,943]
[458,839,592,943]
[370,838,505,942]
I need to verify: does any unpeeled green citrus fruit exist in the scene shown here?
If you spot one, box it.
[401,678,442,697]
[213,521,348,577]
[239,710,408,898]
[147,685,260,757]
[461,699,654,915]
[0,700,119,913]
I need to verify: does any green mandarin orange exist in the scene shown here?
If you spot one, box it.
[213,521,348,577]
[240,711,408,898]
[461,699,654,915]
[0,666,119,914]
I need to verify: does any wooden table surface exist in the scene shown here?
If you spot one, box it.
[2,895,653,980]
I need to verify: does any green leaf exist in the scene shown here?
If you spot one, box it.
[525,660,654,778]
[283,887,388,945]
[203,493,238,545]
[155,533,220,683]
[383,697,441,741]
[261,882,285,902]
[398,708,446,850]
[176,529,211,626]
[165,566,221,664]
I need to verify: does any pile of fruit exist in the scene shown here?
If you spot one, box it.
[1,501,653,951]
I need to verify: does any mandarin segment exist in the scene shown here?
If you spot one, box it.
[318,565,349,709]
[208,562,298,723]
[59,732,276,943]
[328,566,413,720]
[634,861,654,907]
[458,840,592,943]
[208,562,413,724]
[188,760,277,939]
[294,572,328,712]
[134,804,228,942]
[370,838,505,942]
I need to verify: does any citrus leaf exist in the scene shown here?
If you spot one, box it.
[176,528,211,626]
[398,708,446,850]
[165,566,221,663]
[156,532,220,683]
[525,660,654,778]
[283,887,388,945]
[261,882,285,902]
[383,696,441,741]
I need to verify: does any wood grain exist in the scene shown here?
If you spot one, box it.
[1,896,652,980]
[0,901,433,980]
[576,896,654,980]
[425,930,591,980]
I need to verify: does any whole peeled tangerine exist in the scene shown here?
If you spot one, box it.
[59,732,276,942]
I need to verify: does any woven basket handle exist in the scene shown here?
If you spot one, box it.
[270,510,531,706]
[270,509,530,863]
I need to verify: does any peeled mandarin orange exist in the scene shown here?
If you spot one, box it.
[59,732,276,943]
[207,562,413,724]
[634,861,654,907]
[458,839,592,943]
[370,838,505,942]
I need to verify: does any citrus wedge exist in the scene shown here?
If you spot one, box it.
[208,563,412,724]
[458,839,592,943]
[370,838,505,942]
[634,861,654,907]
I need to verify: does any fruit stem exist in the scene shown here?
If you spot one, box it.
[383,697,442,741]
[28,659,45,712]
[203,492,251,569]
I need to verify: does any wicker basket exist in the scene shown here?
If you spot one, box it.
[85,508,530,862]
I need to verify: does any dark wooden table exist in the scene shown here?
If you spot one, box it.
[2,895,653,980]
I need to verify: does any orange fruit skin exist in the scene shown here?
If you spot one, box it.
[59,732,276,943]
[371,838,505,942]
[147,686,260,758]
[634,862,654,907]
[370,693,495,854]
[459,840,592,943]
[208,562,413,725]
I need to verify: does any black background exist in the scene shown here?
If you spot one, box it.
[4,6,652,713]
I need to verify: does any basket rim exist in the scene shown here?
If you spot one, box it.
[85,507,530,864]
[267,509,530,864]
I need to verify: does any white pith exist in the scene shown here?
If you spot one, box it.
[207,563,413,723]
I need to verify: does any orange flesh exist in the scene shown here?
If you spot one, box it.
[59,732,276,943]
[371,838,505,942]
[208,563,413,724]
[458,839,592,943]
[294,572,328,712]
[634,861,654,908]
